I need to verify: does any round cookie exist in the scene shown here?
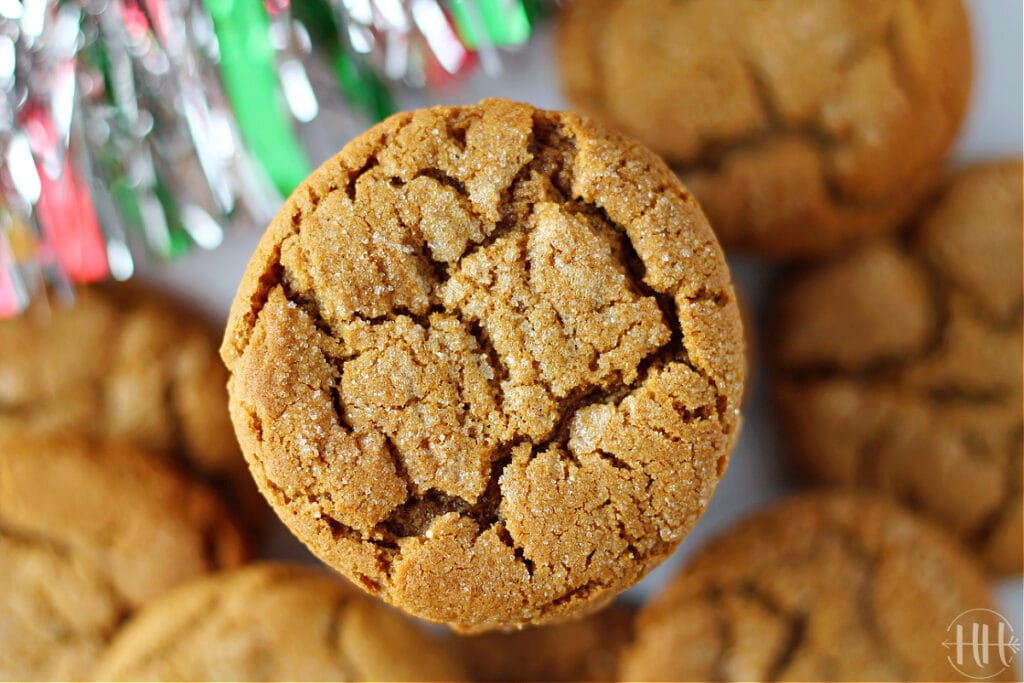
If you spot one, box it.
[222,98,745,631]
[620,492,1010,681]
[92,563,465,681]
[0,283,262,528]
[0,433,247,680]
[556,0,972,258]
[773,161,1023,573]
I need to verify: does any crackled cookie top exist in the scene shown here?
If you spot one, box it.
[773,161,1023,573]
[620,493,1005,682]
[557,0,972,257]
[93,563,465,681]
[222,99,744,631]
[0,433,247,680]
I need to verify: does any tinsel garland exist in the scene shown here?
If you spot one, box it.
[0,0,547,316]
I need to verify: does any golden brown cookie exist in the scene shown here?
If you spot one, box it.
[452,603,635,682]
[92,563,465,681]
[0,432,247,681]
[620,492,1011,682]
[556,0,972,258]
[0,283,262,529]
[773,161,1023,573]
[222,98,745,631]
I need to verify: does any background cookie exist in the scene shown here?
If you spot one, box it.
[0,283,263,529]
[451,603,634,682]
[92,563,465,681]
[620,492,1010,681]
[222,98,744,631]
[0,433,247,680]
[773,161,1023,573]
[556,0,972,257]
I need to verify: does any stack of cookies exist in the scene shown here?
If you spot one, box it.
[3,1,1019,681]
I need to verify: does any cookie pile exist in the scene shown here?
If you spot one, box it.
[3,1,1019,681]
[0,286,465,680]
[0,285,250,680]
[553,0,1020,680]
[773,161,1023,575]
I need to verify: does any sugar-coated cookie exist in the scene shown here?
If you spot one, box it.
[557,0,972,258]
[620,492,1010,681]
[773,161,1023,573]
[222,99,744,631]
[0,433,247,680]
[92,563,466,681]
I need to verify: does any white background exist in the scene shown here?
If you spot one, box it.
[144,0,1023,637]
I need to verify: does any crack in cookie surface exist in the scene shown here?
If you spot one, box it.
[224,99,744,630]
[620,493,1002,681]
[556,0,972,255]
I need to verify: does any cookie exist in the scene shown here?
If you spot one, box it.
[773,161,1023,573]
[222,98,745,631]
[92,563,465,681]
[0,283,262,529]
[0,432,247,680]
[556,0,972,258]
[452,603,635,682]
[620,492,1009,681]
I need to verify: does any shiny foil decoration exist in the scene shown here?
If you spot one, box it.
[0,0,546,316]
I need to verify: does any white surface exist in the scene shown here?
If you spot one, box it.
[144,0,1023,638]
